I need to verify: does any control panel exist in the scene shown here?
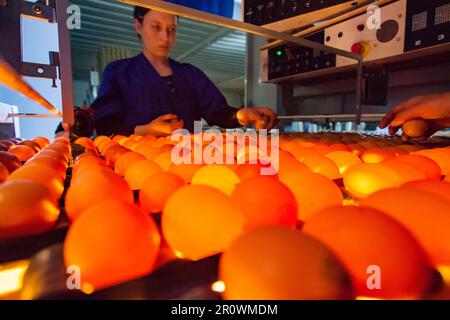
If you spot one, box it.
[243,0,367,32]
[261,0,450,82]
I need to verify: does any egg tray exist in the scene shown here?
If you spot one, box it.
[20,244,222,300]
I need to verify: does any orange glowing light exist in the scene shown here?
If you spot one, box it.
[139,172,185,213]
[0,180,59,240]
[231,176,297,231]
[415,148,450,176]
[325,151,362,175]
[26,155,67,180]
[94,136,110,148]
[103,145,129,167]
[162,185,245,261]
[32,137,50,149]
[303,206,434,299]
[134,143,163,160]
[64,199,161,292]
[219,227,353,300]
[74,137,95,149]
[402,180,450,203]
[396,154,442,180]
[282,170,343,221]
[235,163,278,182]
[152,151,173,171]
[300,155,341,180]
[361,187,450,266]
[343,163,400,199]
[360,148,396,164]
[168,162,205,184]
[65,171,134,221]
[114,152,146,176]
[382,159,426,185]
[124,159,163,190]
[289,147,320,162]
[191,165,240,196]
[8,163,64,201]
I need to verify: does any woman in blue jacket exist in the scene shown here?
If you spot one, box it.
[91,6,277,137]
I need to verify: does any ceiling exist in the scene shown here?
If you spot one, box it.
[69,0,246,94]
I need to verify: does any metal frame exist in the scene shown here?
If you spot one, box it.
[118,0,365,127]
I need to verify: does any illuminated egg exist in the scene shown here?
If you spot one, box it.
[134,143,163,160]
[98,140,117,156]
[343,163,400,199]
[361,148,396,164]
[168,162,205,184]
[124,159,163,190]
[236,145,264,164]
[397,144,423,153]
[72,163,110,183]
[191,165,240,196]
[162,185,245,261]
[140,135,158,144]
[152,151,173,171]
[386,147,409,156]
[361,188,450,266]
[94,135,110,148]
[114,152,145,176]
[103,145,129,167]
[300,155,341,180]
[395,155,441,181]
[303,206,434,299]
[65,171,134,221]
[26,155,67,180]
[283,170,343,221]
[0,162,9,182]
[289,147,320,161]
[231,177,297,231]
[160,144,174,152]
[219,227,353,300]
[402,180,450,203]
[382,159,426,185]
[402,119,429,138]
[129,134,144,142]
[139,172,186,213]
[74,137,95,149]
[123,139,139,150]
[0,151,21,173]
[8,145,35,162]
[0,180,59,240]
[64,199,161,292]
[329,144,351,152]
[18,140,41,153]
[38,149,68,165]
[235,163,278,182]
[347,143,366,156]
[32,137,50,149]
[325,151,362,175]
[293,139,315,148]
[8,164,64,201]
[279,140,300,152]
[415,148,450,176]
[311,143,333,155]
[112,135,128,144]
[277,150,310,183]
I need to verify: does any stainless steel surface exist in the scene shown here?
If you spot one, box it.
[7,113,62,118]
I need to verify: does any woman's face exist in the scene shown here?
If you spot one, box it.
[135,10,177,59]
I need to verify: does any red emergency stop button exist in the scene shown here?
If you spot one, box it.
[351,41,370,57]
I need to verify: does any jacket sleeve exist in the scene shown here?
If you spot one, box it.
[191,66,241,128]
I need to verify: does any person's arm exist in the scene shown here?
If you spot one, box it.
[379,92,450,140]
[91,63,130,136]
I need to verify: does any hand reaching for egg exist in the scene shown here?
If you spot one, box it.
[380,92,450,141]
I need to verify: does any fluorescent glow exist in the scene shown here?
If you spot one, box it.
[211,281,226,293]
[0,260,30,296]
[438,265,450,284]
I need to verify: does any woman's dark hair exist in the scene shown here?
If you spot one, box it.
[134,6,150,24]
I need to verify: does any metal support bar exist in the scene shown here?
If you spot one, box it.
[21,0,54,21]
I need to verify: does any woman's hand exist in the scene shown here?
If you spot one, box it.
[379,93,450,140]
[135,114,184,137]
[236,107,277,130]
